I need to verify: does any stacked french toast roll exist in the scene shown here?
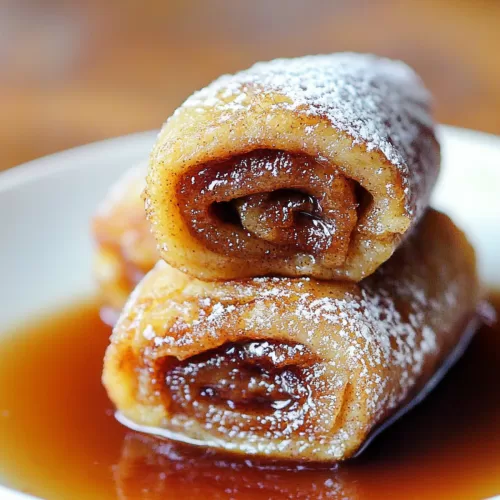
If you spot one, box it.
[97,53,480,462]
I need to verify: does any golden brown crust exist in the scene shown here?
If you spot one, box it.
[146,54,439,281]
[103,210,478,461]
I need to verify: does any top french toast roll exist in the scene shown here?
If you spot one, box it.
[146,53,439,281]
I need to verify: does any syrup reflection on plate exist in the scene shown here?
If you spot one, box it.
[114,432,359,500]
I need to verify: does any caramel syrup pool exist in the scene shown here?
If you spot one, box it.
[0,297,499,500]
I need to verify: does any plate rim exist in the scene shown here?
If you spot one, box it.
[1,125,500,192]
[0,130,158,193]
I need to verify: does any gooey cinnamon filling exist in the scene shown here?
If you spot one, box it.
[178,150,360,267]
[164,341,338,437]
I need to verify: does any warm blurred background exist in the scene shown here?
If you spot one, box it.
[2,0,500,170]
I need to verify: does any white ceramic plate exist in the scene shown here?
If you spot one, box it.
[0,126,499,500]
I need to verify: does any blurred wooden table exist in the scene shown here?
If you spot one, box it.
[2,0,500,170]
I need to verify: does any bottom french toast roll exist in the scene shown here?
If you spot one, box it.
[103,209,479,462]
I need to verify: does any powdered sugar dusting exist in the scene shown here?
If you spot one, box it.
[183,53,433,181]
